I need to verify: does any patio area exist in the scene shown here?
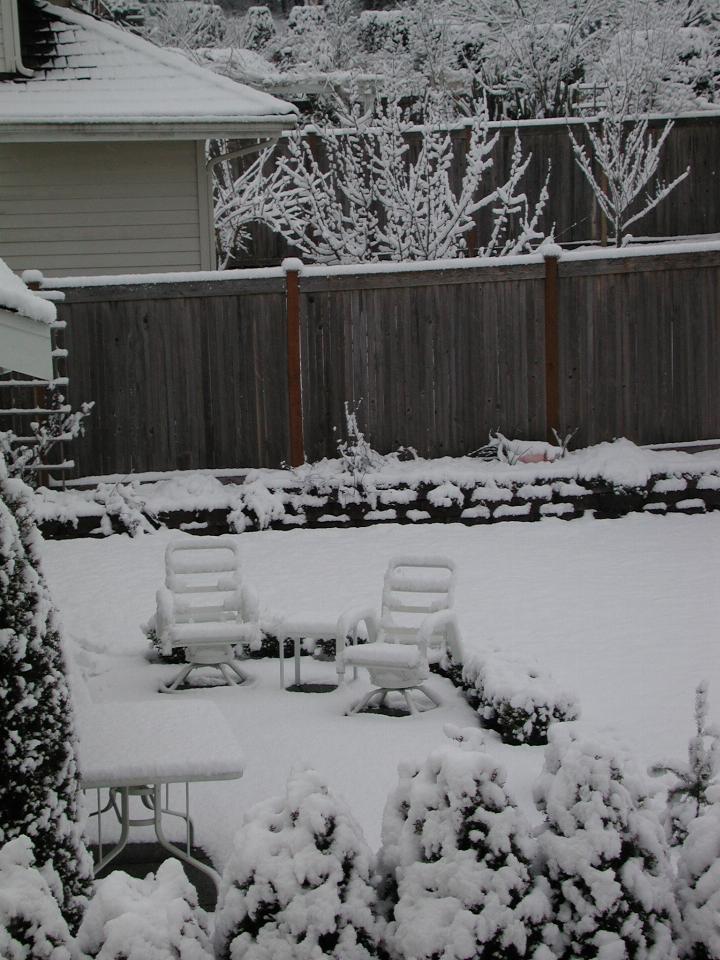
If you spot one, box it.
[42,510,720,877]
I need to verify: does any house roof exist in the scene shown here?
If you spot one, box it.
[0,0,297,141]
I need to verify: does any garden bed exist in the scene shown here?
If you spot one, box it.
[32,438,720,539]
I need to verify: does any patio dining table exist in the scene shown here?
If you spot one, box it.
[76,700,244,891]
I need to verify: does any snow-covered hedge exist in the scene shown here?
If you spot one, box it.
[378,742,552,960]
[676,798,720,959]
[0,462,92,930]
[0,835,77,960]
[534,724,679,959]
[214,767,382,960]
[77,859,213,960]
[439,650,580,745]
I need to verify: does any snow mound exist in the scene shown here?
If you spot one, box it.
[77,859,212,960]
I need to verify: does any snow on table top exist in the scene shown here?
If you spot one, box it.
[76,700,244,789]
[0,258,56,324]
[0,1,296,127]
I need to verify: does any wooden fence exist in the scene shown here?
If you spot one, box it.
[5,242,719,478]
[230,114,720,267]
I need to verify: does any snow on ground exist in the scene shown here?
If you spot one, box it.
[41,512,720,871]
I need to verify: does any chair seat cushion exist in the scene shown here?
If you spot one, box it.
[168,620,248,646]
[343,642,424,668]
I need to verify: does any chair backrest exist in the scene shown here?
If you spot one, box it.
[379,555,456,644]
[164,537,243,625]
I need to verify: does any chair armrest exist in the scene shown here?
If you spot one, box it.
[335,606,379,682]
[155,587,175,656]
[417,609,464,663]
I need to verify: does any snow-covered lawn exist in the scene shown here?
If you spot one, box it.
[42,512,720,871]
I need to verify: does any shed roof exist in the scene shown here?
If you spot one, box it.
[0,0,297,141]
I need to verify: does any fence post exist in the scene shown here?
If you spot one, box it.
[282,258,305,467]
[542,245,561,444]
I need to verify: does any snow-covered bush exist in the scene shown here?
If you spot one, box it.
[240,6,275,52]
[0,461,92,930]
[650,681,719,845]
[676,799,720,960]
[0,394,93,488]
[357,9,411,54]
[218,95,548,266]
[534,724,679,959]
[0,835,77,960]
[378,740,552,959]
[144,1,226,51]
[336,401,386,486]
[569,113,690,246]
[214,767,381,960]
[77,859,212,960]
[455,650,580,745]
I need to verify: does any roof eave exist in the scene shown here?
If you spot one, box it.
[0,115,297,142]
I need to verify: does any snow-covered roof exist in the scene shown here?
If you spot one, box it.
[0,0,297,140]
[0,258,55,323]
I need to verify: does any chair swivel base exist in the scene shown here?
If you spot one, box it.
[159,659,252,693]
[349,683,441,716]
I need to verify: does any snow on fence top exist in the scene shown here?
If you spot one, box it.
[0,258,56,324]
[42,237,720,289]
[0,0,296,128]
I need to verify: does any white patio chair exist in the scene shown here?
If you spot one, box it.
[155,537,260,693]
[335,555,463,715]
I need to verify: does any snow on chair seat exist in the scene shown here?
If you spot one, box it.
[336,555,463,715]
[155,537,260,693]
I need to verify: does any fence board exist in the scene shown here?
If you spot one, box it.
[7,246,717,478]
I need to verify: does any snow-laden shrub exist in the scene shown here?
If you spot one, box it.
[457,651,580,745]
[650,681,719,845]
[241,6,275,51]
[144,0,226,50]
[94,482,157,537]
[676,798,720,959]
[214,767,382,960]
[77,859,212,960]
[378,739,552,960]
[0,835,77,960]
[357,10,410,54]
[229,479,287,532]
[0,461,92,930]
[534,724,679,960]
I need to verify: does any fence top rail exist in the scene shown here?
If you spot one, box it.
[44,265,286,290]
[40,237,720,300]
[300,110,720,137]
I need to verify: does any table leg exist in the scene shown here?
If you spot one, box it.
[94,787,131,874]
[294,637,301,686]
[279,634,285,688]
[152,784,221,892]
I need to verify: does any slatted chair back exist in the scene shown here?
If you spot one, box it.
[164,537,243,630]
[379,555,456,651]
[155,537,259,691]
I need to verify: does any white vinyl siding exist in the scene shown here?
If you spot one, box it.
[0,0,20,76]
[0,140,215,276]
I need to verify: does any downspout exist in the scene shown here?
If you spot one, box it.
[5,0,33,77]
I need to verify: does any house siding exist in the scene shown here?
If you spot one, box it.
[0,140,215,276]
[0,0,10,75]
